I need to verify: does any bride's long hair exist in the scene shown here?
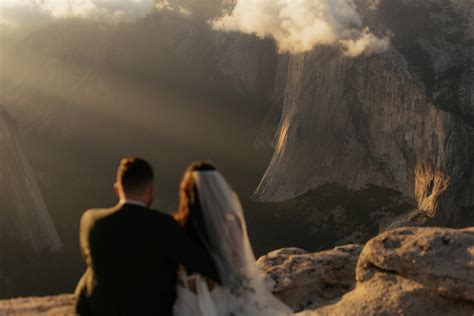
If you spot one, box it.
[173,161,215,249]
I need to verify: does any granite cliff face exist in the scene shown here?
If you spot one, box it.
[254,0,474,246]
[0,107,61,253]
[0,107,62,298]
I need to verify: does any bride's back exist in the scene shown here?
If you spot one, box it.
[173,161,292,316]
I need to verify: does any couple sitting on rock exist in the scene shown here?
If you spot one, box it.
[75,157,291,316]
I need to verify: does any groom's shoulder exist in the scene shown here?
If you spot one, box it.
[82,207,116,219]
[80,207,117,228]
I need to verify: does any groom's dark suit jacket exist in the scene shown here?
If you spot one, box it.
[75,203,219,316]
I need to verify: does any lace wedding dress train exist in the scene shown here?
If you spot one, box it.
[174,269,291,316]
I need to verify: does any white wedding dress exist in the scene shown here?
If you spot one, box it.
[173,170,292,316]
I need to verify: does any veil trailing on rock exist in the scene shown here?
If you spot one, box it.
[191,170,291,316]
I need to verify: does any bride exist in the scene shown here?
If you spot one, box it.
[173,161,292,316]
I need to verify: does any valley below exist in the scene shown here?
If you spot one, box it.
[0,0,472,308]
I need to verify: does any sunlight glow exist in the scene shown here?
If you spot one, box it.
[0,0,154,27]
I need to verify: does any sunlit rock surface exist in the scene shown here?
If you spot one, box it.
[257,227,474,316]
[255,0,474,247]
[306,227,474,316]
[0,295,74,316]
[357,227,474,302]
[257,245,362,312]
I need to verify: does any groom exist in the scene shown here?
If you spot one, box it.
[75,157,220,315]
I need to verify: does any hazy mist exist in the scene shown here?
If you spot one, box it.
[0,1,291,298]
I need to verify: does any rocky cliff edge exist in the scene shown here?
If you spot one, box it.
[1,226,473,315]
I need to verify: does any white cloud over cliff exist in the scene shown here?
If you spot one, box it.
[340,27,390,57]
[211,0,390,57]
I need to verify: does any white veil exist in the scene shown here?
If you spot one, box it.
[192,170,291,316]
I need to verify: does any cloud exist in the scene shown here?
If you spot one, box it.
[46,0,106,19]
[0,0,154,30]
[155,0,171,10]
[340,27,390,57]
[47,0,154,21]
[0,1,51,30]
[211,0,390,56]
[154,0,191,16]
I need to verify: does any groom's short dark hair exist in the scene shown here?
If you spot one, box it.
[117,157,154,194]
